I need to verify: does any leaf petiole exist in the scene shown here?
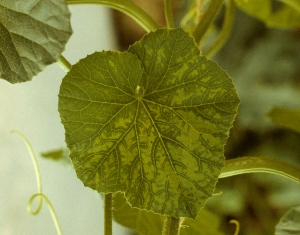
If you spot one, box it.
[104,193,113,235]
[164,0,175,28]
[203,0,236,57]
[67,0,160,32]
[162,216,183,235]
[58,55,72,73]
[220,156,300,184]
[192,0,224,46]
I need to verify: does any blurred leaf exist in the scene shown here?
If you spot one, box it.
[236,0,300,28]
[275,206,300,235]
[113,192,224,235]
[58,28,239,218]
[0,0,72,83]
[180,0,198,33]
[267,107,300,134]
[41,148,72,165]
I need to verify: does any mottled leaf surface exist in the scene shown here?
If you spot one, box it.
[58,28,240,218]
[0,0,72,83]
[237,0,300,28]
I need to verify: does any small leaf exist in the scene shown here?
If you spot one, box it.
[41,148,72,165]
[58,28,240,218]
[113,192,225,235]
[267,107,300,134]
[0,0,72,83]
[236,0,300,28]
[275,206,300,235]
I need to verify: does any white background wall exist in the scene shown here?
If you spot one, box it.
[0,5,130,235]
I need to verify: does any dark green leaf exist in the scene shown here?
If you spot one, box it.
[58,28,239,218]
[0,0,72,83]
[275,206,300,235]
[267,107,300,134]
[237,0,300,28]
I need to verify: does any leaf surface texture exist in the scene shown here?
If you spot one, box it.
[0,0,72,83]
[58,28,240,218]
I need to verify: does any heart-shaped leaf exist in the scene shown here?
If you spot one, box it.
[58,28,240,218]
[0,0,72,83]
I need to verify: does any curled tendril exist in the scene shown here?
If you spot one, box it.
[28,193,62,235]
[11,130,63,235]
[230,219,240,235]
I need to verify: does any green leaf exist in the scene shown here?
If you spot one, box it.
[267,107,300,134]
[0,0,72,83]
[236,0,300,28]
[275,206,300,235]
[58,28,240,218]
[113,192,225,235]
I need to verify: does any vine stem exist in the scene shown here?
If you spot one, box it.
[164,0,174,28]
[203,0,236,57]
[220,156,300,183]
[162,216,183,235]
[104,193,113,235]
[192,0,224,46]
[67,0,160,32]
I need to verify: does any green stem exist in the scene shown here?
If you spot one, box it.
[192,0,224,46]
[58,55,72,72]
[164,0,174,28]
[220,156,300,184]
[104,193,113,235]
[162,216,182,235]
[203,0,236,57]
[67,0,160,32]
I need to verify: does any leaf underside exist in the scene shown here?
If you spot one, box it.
[0,0,72,83]
[58,28,240,218]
